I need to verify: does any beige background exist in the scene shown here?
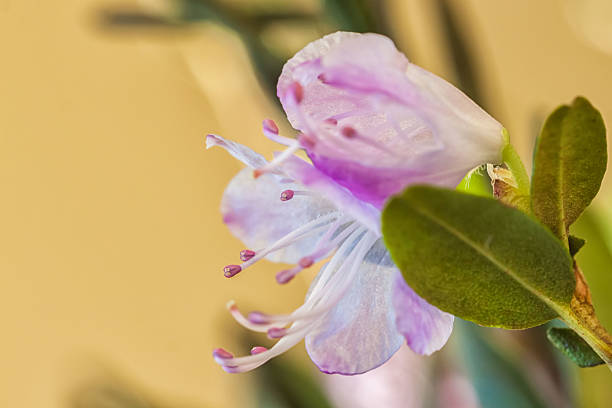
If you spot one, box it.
[2,0,612,407]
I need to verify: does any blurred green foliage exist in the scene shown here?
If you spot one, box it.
[457,321,549,408]
[99,0,392,99]
[254,356,334,408]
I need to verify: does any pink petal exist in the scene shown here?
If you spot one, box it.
[277,31,505,207]
[305,242,404,375]
[392,271,454,355]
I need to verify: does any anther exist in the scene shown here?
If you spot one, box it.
[298,133,316,149]
[239,249,255,262]
[262,119,279,135]
[324,118,338,126]
[223,264,242,278]
[298,257,314,268]
[275,269,296,285]
[341,126,357,139]
[248,311,270,324]
[213,348,234,360]
[280,190,294,201]
[251,346,268,355]
[288,82,304,103]
[267,327,287,339]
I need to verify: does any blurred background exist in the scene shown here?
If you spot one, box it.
[2,0,612,407]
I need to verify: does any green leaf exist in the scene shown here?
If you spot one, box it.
[568,235,586,257]
[382,185,575,328]
[547,327,605,367]
[531,97,607,243]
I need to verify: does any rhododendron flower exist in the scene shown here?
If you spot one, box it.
[209,32,505,375]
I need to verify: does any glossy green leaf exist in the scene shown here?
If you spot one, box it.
[531,97,607,243]
[547,327,605,367]
[382,185,575,328]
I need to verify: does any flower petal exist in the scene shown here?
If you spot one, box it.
[305,240,404,375]
[392,271,454,355]
[276,31,505,207]
[221,168,337,264]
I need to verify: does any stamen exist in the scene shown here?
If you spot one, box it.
[239,249,255,262]
[280,190,294,201]
[280,189,313,201]
[216,322,314,372]
[240,226,366,332]
[239,212,340,270]
[218,236,377,374]
[227,301,274,332]
[327,108,368,122]
[287,82,303,104]
[213,348,234,362]
[247,311,270,324]
[299,257,314,268]
[254,141,302,178]
[336,125,400,156]
[223,264,242,278]
[324,118,338,126]
[262,119,279,135]
[341,126,357,139]
[275,267,299,285]
[262,119,296,146]
[267,327,287,339]
[298,133,316,149]
[251,346,268,355]
[303,232,376,316]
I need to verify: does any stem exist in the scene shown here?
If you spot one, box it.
[559,264,612,371]
[562,310,612,370]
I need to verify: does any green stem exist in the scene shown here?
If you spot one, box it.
[557,264,612,371]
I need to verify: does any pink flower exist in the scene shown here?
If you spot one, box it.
[209,32,506,375]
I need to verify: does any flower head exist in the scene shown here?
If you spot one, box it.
[207,32,506,375]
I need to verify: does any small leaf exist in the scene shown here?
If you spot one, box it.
[547,327,605,367]
[382,185,575,328]
[568,235,586,257]
[531,97,607,243]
